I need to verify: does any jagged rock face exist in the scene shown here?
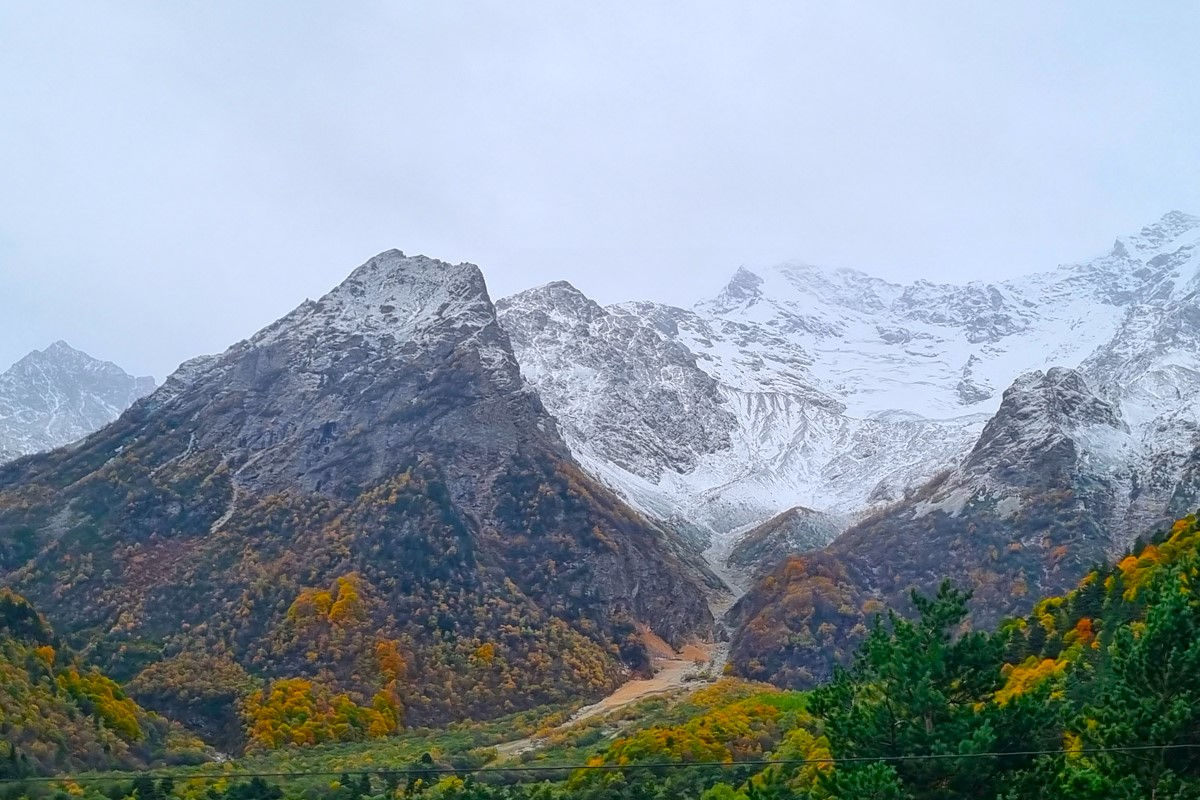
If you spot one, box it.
[960,368,1127,486]
[726,368,1154,687]
[957,355,994,405]
[495,282,736,482]
[892,281,1028,343]
[497,211,1200,577]
[0,341,154,463]
[0,250,715,729]
[137,253,537,498]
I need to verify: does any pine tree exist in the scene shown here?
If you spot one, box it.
[1064,555,1200,797]
[810,582,1059,799]
[132,773,162,800]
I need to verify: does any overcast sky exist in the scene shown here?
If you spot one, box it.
[2,2,1198,379]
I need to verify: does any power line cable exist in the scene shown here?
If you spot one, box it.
[5,743,1199,785]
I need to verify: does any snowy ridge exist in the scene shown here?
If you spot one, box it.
[271,250,501,346]
[254,250,513,379]
[910,368,1135,526]
[0,341,155,463]
[153,251,525,410]
[498,211,1200,575]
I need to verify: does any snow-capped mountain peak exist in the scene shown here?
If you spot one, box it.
[166,250,525,407]
[498,212,1200,580]
[265,250,502,348]
[707,267,765,311]
[1118,209,1200,254]
[0,341,155,463]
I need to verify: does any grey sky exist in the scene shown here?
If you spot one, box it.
[2,2,1198,379]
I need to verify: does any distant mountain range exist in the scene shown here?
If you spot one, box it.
[498,210,1200,588]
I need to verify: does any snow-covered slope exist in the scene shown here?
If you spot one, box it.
[498,290,984,545]
[690,212,1200,421]
[0,341,155,463]
[498,211,1200,573]
[726,366,1149,686]
[494,284,736,484]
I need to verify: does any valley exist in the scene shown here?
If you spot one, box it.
[4,212,1200,799]
[492,639,721,761]
[6,3,1200,796]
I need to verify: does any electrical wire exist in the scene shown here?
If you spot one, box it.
[4,743,1199,785]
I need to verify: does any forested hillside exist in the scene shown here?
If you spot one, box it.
[597,511,1200,798]
[0,590,205,776]
[12,512,1200,799]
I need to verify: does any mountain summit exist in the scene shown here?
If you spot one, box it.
[0,341,154,463]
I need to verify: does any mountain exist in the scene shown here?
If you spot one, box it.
[0,341,155,464]
[498,285,982,556]
[0,589,205,775]
[0,250,716,745]
[718,213,1200,687]
[494,284,740,549]
[497,211,1200,575]
[725,363,1200,686]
